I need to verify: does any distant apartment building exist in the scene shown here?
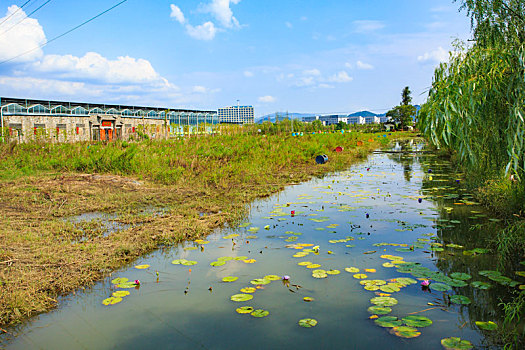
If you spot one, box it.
[379,116,391,123]
[365,116,381,124]
[302,114,347,125]
[347,116,365,124]
[218,105,254,124]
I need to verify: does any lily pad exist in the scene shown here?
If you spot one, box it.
[172,259,188,265]
[367,306,392,315]
[475,321,498,331]
[353,274,368,279]
[230,294,254,302]
[298,318,318,328]
[312,269,328,279]
[448,279,468,287]
[218,256,234,261]
[471,281,491,289]
[326,269,341,275]
[116,282,138,289]
[181,260,197,266]
[243,259,257,264]
[441,337,473,349]
[240,287,256,293]
[392,326,421,338]
[450,272,472,281]
[370,297,398,307]
[250,278,270,285]
[345,267,360,273]
[102,297,122,305]
[264,275,281,281]
[375,316,402,328]
[306,264,322,269]
[183,247,198,251]
[135,264,150,269]
[210,261,226,267]
[250,309,269,318]
[431,283,452,291]
[298,261,313,266]
[402,315,433,327]
[222,276,238,282]
[450,295,471,305]
[112,291,130,298]
[236,306,254,314]
[303,297,315,302]
[111,277,128,285]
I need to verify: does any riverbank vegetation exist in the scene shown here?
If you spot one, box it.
[418,0,525,347]
[0,130,399,328]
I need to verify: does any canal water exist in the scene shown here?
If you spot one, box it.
[1,140,521,349]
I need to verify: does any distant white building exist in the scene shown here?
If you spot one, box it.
[303,114,347,125]
[365,116,381,124]
[218,106,254,124]
[380,116,391,123]
[347,116,365,124]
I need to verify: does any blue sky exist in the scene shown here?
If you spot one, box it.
[0,0,471,116]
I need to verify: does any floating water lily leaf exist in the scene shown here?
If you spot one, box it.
[181,260,197,266]
[218,256,234,261]
[382,262,395,268]
[303,297,315,302]
[134,264,150,269]
[370,297,398,307]
[195,239,209,244]
[431,283,452,291]
[392,326,421,338]
[172,259,188,265]
[298,318,318,328]
[446,244,464,249]
[250,278,270,285]
[448,279,468,287]
[402,315,433,327]
[312,270,328,279]
[210,261,225,267]
[471,281,491,289]
[238,222,251,228]
[247,227,260,233]
[240,287,256,293]
[102,297,122,305]
[264,275,281,281]
[353,274,368,279]
[223,234,240,239]
[298,261,312,266]
[231,294,254,302]
[367,306,392,315]
[441,337,473,349]
[251,309,269,318]
[396,277,417,285]
[236,306,254,314]
[345,267,360,273]
[293,252,309,258]
[111,277,128,285]
[450,295,471,305]
[326,269,341,275]
[234,256,249,261]
[112,291,130,298]
[222,276,238,282]
[116,282,137,289]
[475,321,498,331]
[243,259,256,264]
[183,247,198,251]
[375,316,402,328]
[450,272,472,281]
[515,271,525,277]
[380,284,400,293]
[307,264,322,269]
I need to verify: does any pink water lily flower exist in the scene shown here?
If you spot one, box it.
[282,275,290,281]
[134,279,141,285]
[421,280,430,287]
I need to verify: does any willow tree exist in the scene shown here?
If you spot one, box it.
[418,0,525,180]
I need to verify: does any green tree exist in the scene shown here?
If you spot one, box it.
[387,87,416,129]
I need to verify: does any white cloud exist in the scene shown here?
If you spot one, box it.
[417,46,449,63]
[345,62,354,69]
[192,85,208,93]
[0,5,46,63]
[204,0,241,28]
[170,4,185,24]
[303,68,321,76]
[327,71,353,83]
[186,21,217,40]
[356,60,374,70]
[33,52,164,85]
[243,70,254,77]
[318,83,334,89]
[258,95,276,103]
[285,21,293,28]
[353,20,385,33]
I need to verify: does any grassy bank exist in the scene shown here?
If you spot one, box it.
[0,131,402,329]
